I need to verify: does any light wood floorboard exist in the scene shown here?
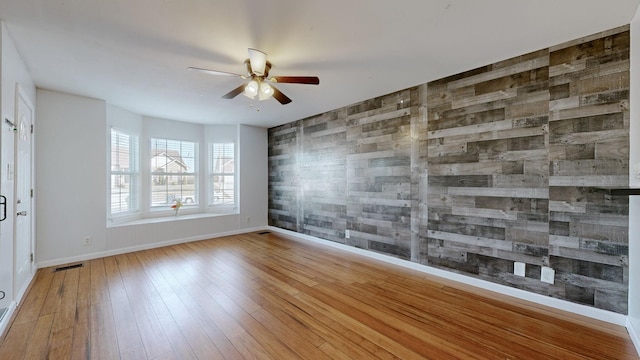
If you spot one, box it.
[0,231,637,359]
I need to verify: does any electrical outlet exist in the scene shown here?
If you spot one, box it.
[514,262,526,277]
[84,236,92,246]
[345,230,350,239]
[246,216,251,223]
[541,266,555,284]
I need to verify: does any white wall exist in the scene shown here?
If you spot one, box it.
[634,13,640,190]
[0,21,36,331]
[629,6,640,352]
[238,124,268,227]
[629,197,640,349]
[107,104,143,133]
[36,89,268,266]
[35,89,107,262]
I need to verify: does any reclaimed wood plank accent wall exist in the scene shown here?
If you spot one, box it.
[547,27,630,313]
[268,120,301,231]
[345,89,425,258]
[426,47,552,293]
[269,88,426,258]
[301,110,347,243]
[268,26,630,314]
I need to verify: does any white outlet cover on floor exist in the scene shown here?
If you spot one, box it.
[514,262,526,277]
[541,266,555,284]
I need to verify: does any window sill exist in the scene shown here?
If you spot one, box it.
[107,211,237,228]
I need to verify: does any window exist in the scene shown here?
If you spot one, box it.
[110,129,139,215]
[210,143,235,206]
[108,123,239,224]
[151,138,197,208]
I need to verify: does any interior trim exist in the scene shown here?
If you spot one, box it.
[36,226,267,269]
[628,317,640,356]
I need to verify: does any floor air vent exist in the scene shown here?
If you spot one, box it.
[257,231,271,235]
[53,263,84,272]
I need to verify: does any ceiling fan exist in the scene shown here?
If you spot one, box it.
[189,48,320,105]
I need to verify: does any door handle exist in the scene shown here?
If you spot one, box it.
[17,211,27,216]
[0,195,6,221]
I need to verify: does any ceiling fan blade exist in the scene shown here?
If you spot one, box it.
[270,76,320,85]
[188,67,245,78]
[222,84,246,99]
[248,48,268,75]
[271,85,292,105]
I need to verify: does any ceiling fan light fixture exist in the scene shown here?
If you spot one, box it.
[258,82,274,101]
[191,48,318,105]
[243,79,259,99]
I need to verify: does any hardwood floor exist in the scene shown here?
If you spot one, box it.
[0,231,637,359]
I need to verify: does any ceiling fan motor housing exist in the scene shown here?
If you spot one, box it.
[245,59,272,78]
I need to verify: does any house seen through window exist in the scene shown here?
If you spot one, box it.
[210,143,235,206]
[151,138,197,207]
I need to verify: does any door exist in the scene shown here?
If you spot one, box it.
[0,118,8,317]
[14,84,34,300]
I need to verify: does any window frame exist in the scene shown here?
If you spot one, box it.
[209,142,237,209]
[109,128,139,219]
[149,137,199,212]
[107,123,240,225]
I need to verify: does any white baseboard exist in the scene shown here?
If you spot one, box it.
[14,271,36,307]
[37,226,268,268]
[628,317,640,356]
[0,269,36,339]
[0,301,16,339]
[269,226,628,327]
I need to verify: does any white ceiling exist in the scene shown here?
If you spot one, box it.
[1,1,639,128]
